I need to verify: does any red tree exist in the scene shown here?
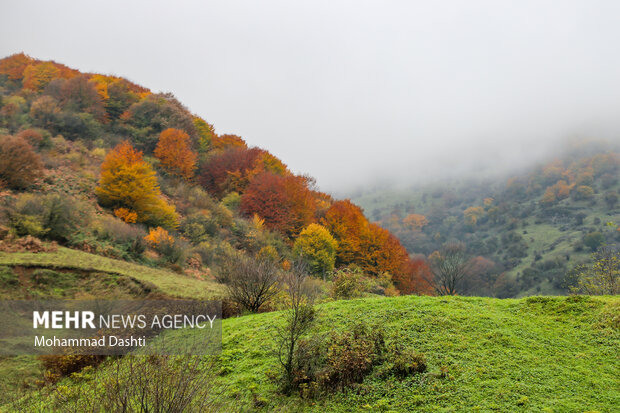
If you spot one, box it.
[240,172,316,238]
[394,258,435,295]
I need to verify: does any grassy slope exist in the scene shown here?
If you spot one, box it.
[0,247,224,403]
[217,295,619,412]
[25,294,619,412]
[0,247,223,299]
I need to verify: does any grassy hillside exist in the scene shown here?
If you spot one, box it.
[15,294,620,412]
[0,247,223,299]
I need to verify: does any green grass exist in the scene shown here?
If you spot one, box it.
[0,247,224,299]
[14,294,620,412]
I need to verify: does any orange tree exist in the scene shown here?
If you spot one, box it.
[154,128,197,180]
[96,141,178,228]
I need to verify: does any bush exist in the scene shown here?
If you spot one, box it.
[0,134,44,189]
[2,193,92,243]
[289,322,386,397]
[93,215,147,259]
[331,267,369,299]
[39,354,106,384]
[383,343,427,378]
[144,227,187,265]
[180,211,218,243]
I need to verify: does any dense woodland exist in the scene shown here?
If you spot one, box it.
[0,53,431,298]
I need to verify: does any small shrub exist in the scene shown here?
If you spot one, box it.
[38,354,106,384]
[331,267,369,299]
[384,344,427,378]
[288,322,386,396]
[0,134,44,189]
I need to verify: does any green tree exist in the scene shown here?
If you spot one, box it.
[571,247,619,295]
[293,223,338,278]
[583,232,604,252]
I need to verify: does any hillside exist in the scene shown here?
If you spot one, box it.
[353,143,620,298]
[13,294,620,412]
[0,53,618,412]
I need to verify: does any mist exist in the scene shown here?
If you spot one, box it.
[2,0,620,193]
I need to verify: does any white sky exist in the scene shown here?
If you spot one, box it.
[2,0,620,192]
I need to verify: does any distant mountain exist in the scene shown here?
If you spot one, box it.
[352,141,620,297]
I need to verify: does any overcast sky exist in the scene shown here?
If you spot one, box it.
[2,1,620,193]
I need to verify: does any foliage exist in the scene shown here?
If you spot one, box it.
[583,231,605,252]
[331,267,369,299]
[571,247,619,295]
[193,116,216,152]
[44,356,221,412]
[0,134,44,189]
[293,224,338,277]
[240,172,316,238]
[394,258,434,295]
[2,193,91,243]
[199,147,272,197]
[119,93,197,152]
[39,354,105,384]
[154,128,197,179]
[96,141,178,228]
[22,62,61,91]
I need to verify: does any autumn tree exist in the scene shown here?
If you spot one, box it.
[154,128,197,179]
[321,200,411,284]
[211,134,247,151]
[0,53,35,80]
[120,94,197,152]
[321,200,368,267]
[463,206,485,227]
[45,75,106,121]
[393,258,434,295]
[0,135,44,189]
[199,147,266,197]
[428,242,473,295]
[22,62,60,91]
[193,117,216,152]
[293,223,338,277]
[403,214,428,231]
[96,141,178,228]
[240,172,316,238]
[361,223,410,278]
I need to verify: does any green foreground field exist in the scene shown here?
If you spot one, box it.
[11,294,619,412]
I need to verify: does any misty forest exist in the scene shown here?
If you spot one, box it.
[0,2,619,411]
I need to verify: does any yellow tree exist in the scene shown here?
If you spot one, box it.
[22,62,60,91]
[293,223,338,277]
[96,141,178,228]
[154,128,197,180]
[403,214,428,231]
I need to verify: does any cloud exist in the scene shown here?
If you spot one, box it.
[2,0,620,192]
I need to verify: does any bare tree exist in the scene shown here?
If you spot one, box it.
[429,242,473,296]
[276,260,316,393]
[218,253,281,313]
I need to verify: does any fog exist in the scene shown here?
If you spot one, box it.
[2,0,620,193]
